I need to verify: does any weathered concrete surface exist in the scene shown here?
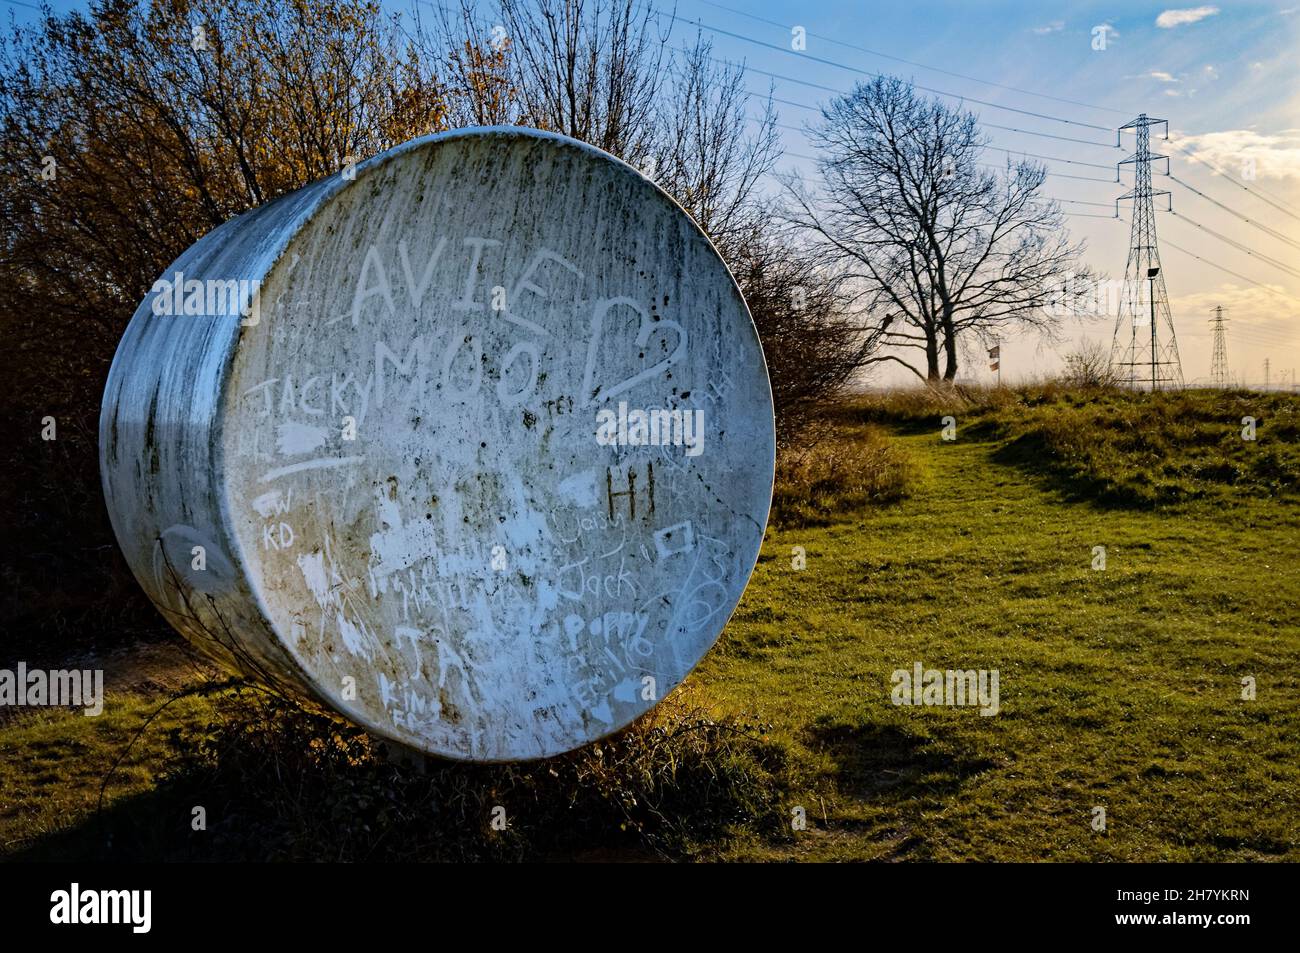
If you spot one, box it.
[100,128,775,761]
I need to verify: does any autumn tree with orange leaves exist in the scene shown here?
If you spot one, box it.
[0,1,868,658]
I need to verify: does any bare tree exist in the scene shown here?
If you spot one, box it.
[493,0,666,165]
[650,35,779,261]
[420,3,780,253]
[785,76,1094,384]
[730,232,881,443]
[0,0,447,327]
[409,0,522,128]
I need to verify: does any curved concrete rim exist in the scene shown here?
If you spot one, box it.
[208,127,774,761]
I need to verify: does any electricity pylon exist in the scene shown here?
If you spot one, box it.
[1111,114,1185,390]
[1209,306,1230,388]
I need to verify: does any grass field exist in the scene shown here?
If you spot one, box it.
[3,387,1298,861]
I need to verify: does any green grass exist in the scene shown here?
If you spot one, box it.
[0,690,218,857]
[4,387,1298,861]
[840,384,1300,507]
[704,390,1300,860]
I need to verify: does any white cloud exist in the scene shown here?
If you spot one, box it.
[1202,64,1220,80]
[1093,21,1121,41]
[1033,20,1065,34]
[1177,128,1300,181]
[1146,70,1181,83]
[1156,6,1221,28]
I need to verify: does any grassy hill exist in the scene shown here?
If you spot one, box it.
[3,386,1297,861]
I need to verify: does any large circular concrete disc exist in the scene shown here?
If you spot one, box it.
[221,129,774,761]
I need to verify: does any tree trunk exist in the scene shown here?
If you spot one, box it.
[925,330,941,381]
[941,311,959,382]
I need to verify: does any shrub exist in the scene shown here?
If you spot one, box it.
[133,685,791,861]
[772,423,915,526]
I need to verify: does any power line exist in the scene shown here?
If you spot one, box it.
[1181,329,1294,352]
[1169,211,1300,281]
[979,120,1118,150]
[985,146,1117,172]
[1218,335,1296,354]
[782,148,1117,184]
[766,114,1118,172]
[1115,214,1299,306]
[1185,302,1294,348]
[1113,126,1300,290]
[1106,213,1300,316]
[1168,136,1300,215]
[778,161,1108,211]
[1159,137,1300,222]
[663,4,1298,284]
[715,23,1297,319]
[1186,327,1294,348]
[639,3,1117,131]
[742,82,1117,148]
[682,0,1127,116]
[980,162,1114,183]
[735,47,1300,226]
[785,161,1112,215]
[1168,173,1300,251]
[1162,255,1297,313]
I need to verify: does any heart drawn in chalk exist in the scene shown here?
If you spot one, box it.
[579,296,687,407]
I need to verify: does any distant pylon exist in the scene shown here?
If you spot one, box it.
[1264,358,1270,391]
[1209,306,1230,388]
[1111,114,1185,390]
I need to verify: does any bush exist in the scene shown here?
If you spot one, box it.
[130,685,792,861]
[772,423,915,526]
[1059,340,1118,390]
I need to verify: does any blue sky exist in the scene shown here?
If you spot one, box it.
[7,0,1298,385]
[658,0,1300,386]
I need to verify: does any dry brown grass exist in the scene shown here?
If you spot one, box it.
[772,422,916,527]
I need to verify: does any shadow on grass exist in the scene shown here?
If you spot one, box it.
[987,431,1158,510]
[11,692,797,863]
[806,720,998,803]
[984,430,1242,510]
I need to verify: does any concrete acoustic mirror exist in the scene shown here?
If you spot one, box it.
[100,127,775,762]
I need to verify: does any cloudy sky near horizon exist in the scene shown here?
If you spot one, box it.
[7,0,1298,387]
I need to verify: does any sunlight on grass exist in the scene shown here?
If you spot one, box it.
[5,386,1298,861]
